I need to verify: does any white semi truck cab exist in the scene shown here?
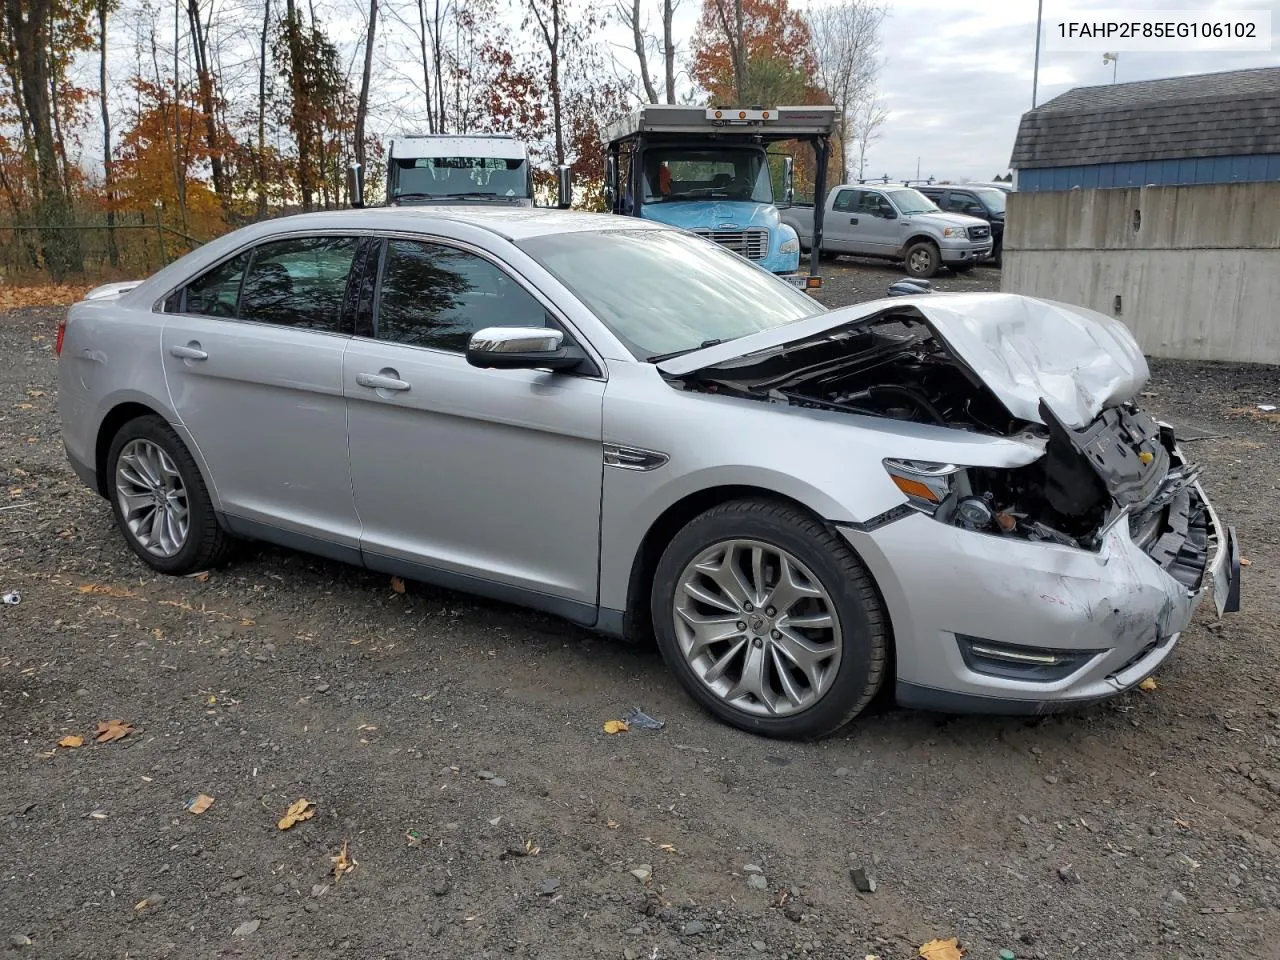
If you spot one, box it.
[385,134,535,206]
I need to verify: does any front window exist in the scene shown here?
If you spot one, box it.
[969,187,1006,214]
[518,229,822,360]
[883,188,939,216]
[390,157,530,200]
[641,149,773,204]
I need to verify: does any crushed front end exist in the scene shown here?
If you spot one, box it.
[664,297,1241,713]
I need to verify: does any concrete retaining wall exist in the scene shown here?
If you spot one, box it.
[1000,182,1280,364]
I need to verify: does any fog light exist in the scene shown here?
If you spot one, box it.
[957,635,1102,682]
[957,496,993,529]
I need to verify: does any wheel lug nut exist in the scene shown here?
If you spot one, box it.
[752,637,764,648]
[743,603,754,612]
[765,606,776,617]
[736,621,747,631]
[771,629,781,640]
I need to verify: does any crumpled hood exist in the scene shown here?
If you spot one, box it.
[656,292,1149,429]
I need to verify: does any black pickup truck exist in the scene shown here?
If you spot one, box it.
[917,184,1006,267]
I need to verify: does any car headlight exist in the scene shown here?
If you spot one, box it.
[883,459,959,513]
[779,237,799,254]
[941,226,967,238]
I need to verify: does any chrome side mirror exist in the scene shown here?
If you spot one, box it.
[782,155,795,206]
[465,326,586,373]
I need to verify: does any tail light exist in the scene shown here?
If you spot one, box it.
[55,318,67,356]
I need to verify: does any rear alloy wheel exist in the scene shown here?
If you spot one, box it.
[107,415,234,575]
[904,241,940,279]
[651,499,889,739]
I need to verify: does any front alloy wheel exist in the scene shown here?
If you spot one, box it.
[651,499,889,739]
[673,539,841,717]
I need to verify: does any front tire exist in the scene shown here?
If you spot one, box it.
[106,415,234,575]
[904,241,940,279]
[650,499,889,739]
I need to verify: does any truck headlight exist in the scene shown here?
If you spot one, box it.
[942,226,967,238]
[779,237,799,254]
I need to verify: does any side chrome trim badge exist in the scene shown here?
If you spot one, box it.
[603,443,669,472]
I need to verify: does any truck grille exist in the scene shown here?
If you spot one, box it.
[967,225,990,241]
[692,228,769,261]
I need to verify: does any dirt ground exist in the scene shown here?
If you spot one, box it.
[2,259,1279,960]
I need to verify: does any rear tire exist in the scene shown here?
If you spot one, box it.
[904,241,940,279]
[106,415,235,575]
[650,498,889,739]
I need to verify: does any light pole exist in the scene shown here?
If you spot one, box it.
[1103,52,1119,83]
[1032,0,1044,107]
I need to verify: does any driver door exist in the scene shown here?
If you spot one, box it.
[343,236,606,620]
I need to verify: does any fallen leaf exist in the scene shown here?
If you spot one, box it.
[188,571,211,583]
[94,719,134,743]
[525,838,541,856]
[660,843,677,853]
[186,793,215,815]
[1240,557,1252,567]
[331,840,356,881]
[36,749,57,759]
[80,583,138,599]
[134,898,150,911]
[605,819,620,829]
[27,390,45,398]
[919,937,964,960]
[390,576,406,594]
[16,403,33,410]
[277,798,316,830]
[603,720,630,734]
[8,488,23,497]
[1139,677,1158,692]
[58,735,84,749]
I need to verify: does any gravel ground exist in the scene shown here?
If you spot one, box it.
[2,260,1279,960]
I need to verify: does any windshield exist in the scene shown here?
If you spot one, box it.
[969,187,1006,214]
[390,157,530,200]
[518,229,822,359]
[884,188,938,215]
[641,148,773,204]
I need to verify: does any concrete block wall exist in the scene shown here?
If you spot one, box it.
[1000,182,1280,364]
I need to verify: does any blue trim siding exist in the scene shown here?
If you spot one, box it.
[1016,154,1280,192]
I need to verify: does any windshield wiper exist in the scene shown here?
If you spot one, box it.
[394,192,510,202]
[647,338,729,363]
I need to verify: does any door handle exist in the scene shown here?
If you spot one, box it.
[356,372,411,392]
[169,343,207,360]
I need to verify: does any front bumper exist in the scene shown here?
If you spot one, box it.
[939,241,992,264]
[840,477,1238,715]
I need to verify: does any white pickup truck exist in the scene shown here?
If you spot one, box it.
[779,184,992,278]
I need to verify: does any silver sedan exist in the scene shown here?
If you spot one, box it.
[57,207,1240,738]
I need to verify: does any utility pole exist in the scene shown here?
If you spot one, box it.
[1103,52,1119,83]
[1032,0,1043,107]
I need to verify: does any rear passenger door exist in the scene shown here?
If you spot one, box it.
[342,235,606,619]
[160,234,364,557]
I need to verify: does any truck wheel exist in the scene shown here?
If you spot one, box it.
[905,242,939,279]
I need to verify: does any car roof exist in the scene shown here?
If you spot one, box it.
[243,205,670,242]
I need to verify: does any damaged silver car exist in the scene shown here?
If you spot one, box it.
[57,208,1240,739]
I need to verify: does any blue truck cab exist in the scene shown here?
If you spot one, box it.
[602,105,838,284]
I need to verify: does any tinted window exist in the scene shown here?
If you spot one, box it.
[238,236,357,331]
[832,189,857,212]
[375,239,546,352]
[176,252,250,317]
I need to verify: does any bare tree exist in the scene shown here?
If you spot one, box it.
[525,0,564,164]
[616,0,656,103]
[807,0,885,182]
[354,0,377,172]
[707,0,745,103]
[849,94,887,182]
[256,0,270,216]
[661,0,677,103]
[98,0,118,264]
[186,0,230,213]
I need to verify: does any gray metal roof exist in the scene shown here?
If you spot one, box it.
[1010,67,1280,169]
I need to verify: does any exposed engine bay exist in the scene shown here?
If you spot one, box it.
[669,310,1210,586]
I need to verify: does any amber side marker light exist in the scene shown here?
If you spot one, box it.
[805,277,822,289]
[55,319,66,356]
[889,474,940,503]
